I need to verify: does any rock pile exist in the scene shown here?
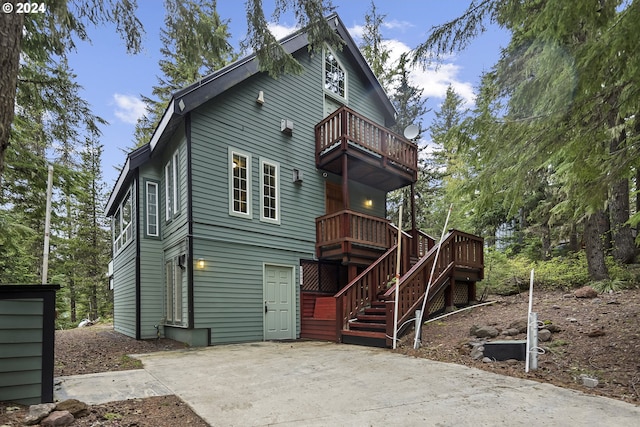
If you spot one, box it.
[467,317,562,362]
[21,399,88,426]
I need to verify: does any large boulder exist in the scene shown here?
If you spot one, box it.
[41,410,74,427]
[538,328,552,342]
[574,286,598,298]
[24,402,56,425]
[508,318,528,334]
[55,399,89,418]
[470,324,499,338]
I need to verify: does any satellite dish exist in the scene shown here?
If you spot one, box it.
[403,124,419,140]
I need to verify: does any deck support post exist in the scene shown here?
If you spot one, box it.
[410,183,417,258]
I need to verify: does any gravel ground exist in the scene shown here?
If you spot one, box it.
[396,288,640,404]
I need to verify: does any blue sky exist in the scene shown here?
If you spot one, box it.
[65,1,508,187]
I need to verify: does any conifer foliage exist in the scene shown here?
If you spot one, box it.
[415,0,639,278]
[135,0,237,146]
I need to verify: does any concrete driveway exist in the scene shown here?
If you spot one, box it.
[56,341,640,426]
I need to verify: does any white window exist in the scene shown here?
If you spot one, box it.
[260,159,280,224]
[229,147,252,218]
[172,151,180,215]
[113,189,133,254]
[324,48,346,99]
[165,151,180,222]
[165,257,183,324]
[165,161,172,221]
[145,181,159,237]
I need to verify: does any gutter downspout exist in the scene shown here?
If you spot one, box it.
[185,113,196,335]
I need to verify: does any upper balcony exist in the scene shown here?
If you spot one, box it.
[315,106,418,192]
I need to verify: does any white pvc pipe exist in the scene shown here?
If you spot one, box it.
[525,269,534,373]
[413,204,453,349]
[422,300,497,324]
[42,165,53,284]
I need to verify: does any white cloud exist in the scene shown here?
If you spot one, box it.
[382,19,413,31]
[112,93,146,125]
[349,24,365,39]
[384,39,476,107]
[268,22,299,40]
[347,25,476,107]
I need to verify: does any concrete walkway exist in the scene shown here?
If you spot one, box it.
[56,341,640,426]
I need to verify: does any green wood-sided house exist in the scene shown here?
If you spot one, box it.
[106,14,484,348]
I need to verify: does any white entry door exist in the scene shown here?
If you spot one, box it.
[264,265,295,340]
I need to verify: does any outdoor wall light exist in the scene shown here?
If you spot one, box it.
[365,199,373,208]
[256,90,265,105]
[196,258,205,270]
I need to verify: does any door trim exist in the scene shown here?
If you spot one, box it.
[262,263,296,341]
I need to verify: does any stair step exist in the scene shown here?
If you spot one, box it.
[349,321,386,332]
[371,301,386,309]
[364,307,385,315]
[341,329,387,348]
[355,314,386,322]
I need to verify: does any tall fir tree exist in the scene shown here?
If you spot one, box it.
[386,53,429,229]
[135,0,237,146]
[0,0,143,190]
[359,1,394,90]
[75,139,112,320]
[428,86,469,236]
[414,0,640,277]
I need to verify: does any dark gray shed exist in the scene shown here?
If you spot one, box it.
[0,285,59,404]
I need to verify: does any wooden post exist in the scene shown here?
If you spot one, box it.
[341,155,349,210]
[445,275,455,311]
[393,204,403,349]
[336,296,343,342]
[411,183,417,259]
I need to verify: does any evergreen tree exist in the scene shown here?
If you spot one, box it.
[0,0,143,190]
[243,0,342,77]
[386,53,429,230]
[414,0,640,278]
[75,139,112,320]
[135,0,237,146]
[428,86,469,236]
[359,1,394,90]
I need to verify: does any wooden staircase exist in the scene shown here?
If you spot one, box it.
[337,229,484,348]
[342,301,388,347]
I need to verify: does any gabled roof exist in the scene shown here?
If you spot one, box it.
[106,13,396,216]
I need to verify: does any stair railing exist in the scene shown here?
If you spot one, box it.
[333,229,412,336]
[382,229,484,341]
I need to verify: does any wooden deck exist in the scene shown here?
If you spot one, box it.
[315,106,418,192]
[315,210,395,264]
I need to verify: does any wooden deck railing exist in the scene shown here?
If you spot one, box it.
[382,230,484,339]
[333,231,412,332]
[315,106,418,174]
[414,230,435,258]
[316,210,394,254]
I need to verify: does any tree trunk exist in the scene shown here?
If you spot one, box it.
[636,167,640,218]
[607,107,636,263]
[584,210,609,281]
[609,178,637,263]
[636,167,640,239]
[0,4,24,189]
[540,222,551,260]
[568,222,580,252]
[70,278,77,323]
